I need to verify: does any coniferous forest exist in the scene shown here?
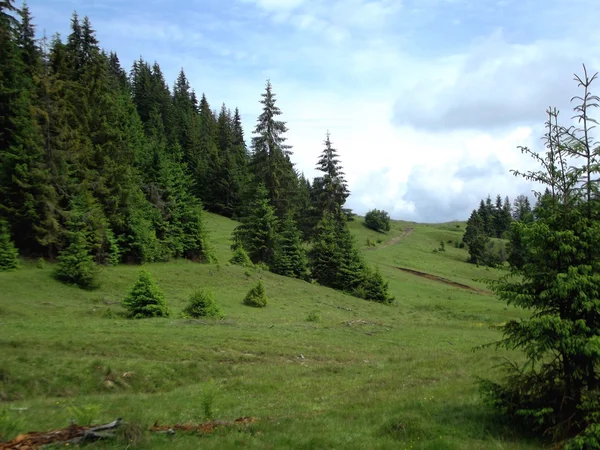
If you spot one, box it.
[0,2,392,302]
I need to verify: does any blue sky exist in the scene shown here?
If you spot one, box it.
[26,0,600,222]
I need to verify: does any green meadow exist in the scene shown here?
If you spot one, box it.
[0,213,538,449]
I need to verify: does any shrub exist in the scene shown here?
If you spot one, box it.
[53,231,100,290]
[243,279,268,307]
[364,208,391,232]
[306,310,322,322]
[358,267,395,304]
[122,269,169,318]
[183,289,223,319]
[0,221,19,272]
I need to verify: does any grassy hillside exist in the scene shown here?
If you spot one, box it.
[0,213,538,449]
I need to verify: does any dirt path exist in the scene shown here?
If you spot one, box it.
[394,266,492,294]
[366,227,414,251]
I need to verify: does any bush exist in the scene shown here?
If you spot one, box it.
[306,310,322,322]
[364,209,391,233]
[356,266,394,304]
[53,231,100,290]
[183,289,223,319]
[0,221,19,272]
[243,279,268,307]
[229,246,253,267]
[122,269,169,318]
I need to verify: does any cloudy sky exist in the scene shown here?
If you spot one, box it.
[26,0,600,222]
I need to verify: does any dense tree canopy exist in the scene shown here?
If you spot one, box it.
[0,3,393,303]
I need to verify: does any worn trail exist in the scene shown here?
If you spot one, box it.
[394,266,492,294]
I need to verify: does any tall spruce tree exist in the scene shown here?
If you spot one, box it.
[249,80,298,217]
[0,0,49,254]
[480,68,600,446]
[462,210,489,264]
[313,131,350,217]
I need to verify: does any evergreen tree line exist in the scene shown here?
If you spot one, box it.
[0,2,392,303]
[461,193,535,266]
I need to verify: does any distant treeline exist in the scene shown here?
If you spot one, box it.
[462,193,534,266]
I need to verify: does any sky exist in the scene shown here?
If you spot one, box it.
[25,0,600,222]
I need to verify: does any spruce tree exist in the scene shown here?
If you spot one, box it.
[512,194,533,222]
[0,220,19,271]
[359,266,394,304]
[480,69,600,446]
[272,214,308,279]
[249,80,298,218]
[309,209,364,293]
[0,0,50,254]
[53,230,100,290]
[231,183,279,266]
[313,131,350,218]
[462,210,489,264]
[122,268,169,318]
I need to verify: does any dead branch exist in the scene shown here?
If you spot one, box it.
[0,418,122,449]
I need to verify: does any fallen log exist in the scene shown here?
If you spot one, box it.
[0,418,122,449]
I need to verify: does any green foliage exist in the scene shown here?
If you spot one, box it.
[0,220,19,271]
[0,408,24,442]
[36,257,44,269]
[512,194,534,222]
[67,403,101,426]
[200,379,221,420]
[53,231,100,290]
[122,268,169,318]
[272,214,308,279]
[365,209,391,233]
[479,67,600,446]
[357,266,395,304]
[183,289,224,319]
[249,80,298,218]
[306,310,322,322]
[243,279,268,307]
[231,183,278,266]
[312,131,351,219]
[229,246,253,267]
[462,210,490,265]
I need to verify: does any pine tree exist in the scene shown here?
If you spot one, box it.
[249,80,298,217]
[309,209,364,293]
[183,289,223,319]
[477,196,494,235]
[243,279,268,307]
[17,2,40,79]
[53,230,100,290]
[272,214,308,279]
[480,70,600,445]
[462,210,489,264]
[359,266,394,304]
[231,183,279,266]
[122,268,169,318]
[0,1,49,254]
[313,131,350,217]
[0,220,19,271]
[512,194,533,222]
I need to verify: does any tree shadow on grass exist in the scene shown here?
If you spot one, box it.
[379,401,548,449]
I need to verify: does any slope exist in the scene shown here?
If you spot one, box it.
[0,213,536,449]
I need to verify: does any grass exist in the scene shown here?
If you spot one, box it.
[0,213,539,449]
